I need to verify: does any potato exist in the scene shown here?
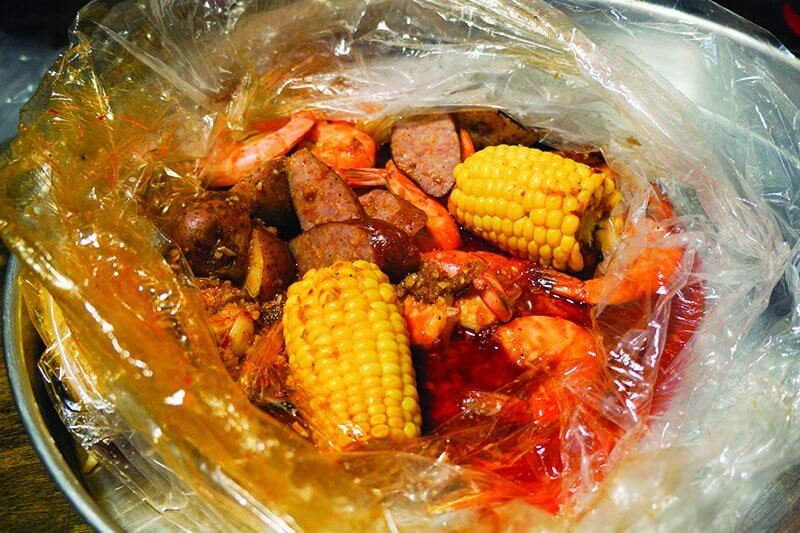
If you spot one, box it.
[230,157,300,237]
[243,221,296,301]
[228,314,255,357]
[173,194,251,280]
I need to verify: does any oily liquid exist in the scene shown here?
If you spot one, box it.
[415,328,567,512]
[413,252,705,512]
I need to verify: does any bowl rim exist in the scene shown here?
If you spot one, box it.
[3,256,119,532]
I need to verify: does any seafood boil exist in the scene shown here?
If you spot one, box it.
[170,109,703,511]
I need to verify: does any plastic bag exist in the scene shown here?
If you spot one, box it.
[1,0,799,530]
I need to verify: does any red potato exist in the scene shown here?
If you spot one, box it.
[454,109,541,150]
[289,218,421,281]
[229,156,299,236]
[391,113,460,197]
[243,222,296,302]
[173,195,252,280]
[358,189,427,236]
[287,149,366,230]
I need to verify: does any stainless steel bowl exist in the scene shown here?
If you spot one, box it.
[4,1,800,529]
[3,258,118,531]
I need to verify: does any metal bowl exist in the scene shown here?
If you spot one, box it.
[3,258,118,531]
[4,1,800,529]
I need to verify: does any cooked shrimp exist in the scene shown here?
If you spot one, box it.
[237,321,291,407]
[403,296,459,348]
[297,120,377,170]
[494,315,604,427]
[249,117,290,133]
[422,250,518,321]
[455,293,501,332]
[546,246,683,306]
[459,128,476,159]
[543,164,684,306]
[399,250,522,346]
[341,163,462,249]
[206,113,316,187]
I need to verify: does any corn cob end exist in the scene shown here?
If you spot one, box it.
[449,145,622,272]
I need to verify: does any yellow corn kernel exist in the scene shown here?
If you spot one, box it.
[450,145,622,271]
[563,195,579,213]
[545,195,562,211]
[283,260,420,449]
[513,218,526,238]
[531,208,547,226]
[546,229,562,247]
[533,227,547,245]
[553,246,569,263]
[560,235,577,254]
[546,210,564,229]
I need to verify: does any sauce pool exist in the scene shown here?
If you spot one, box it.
[411,254,705,512]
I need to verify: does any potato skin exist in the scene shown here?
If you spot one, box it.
[173,194,252,280]
[230,157,300,237]
[244,222,296,302]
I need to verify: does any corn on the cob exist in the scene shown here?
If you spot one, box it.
[448,145,622,272]
[282,260,422,449]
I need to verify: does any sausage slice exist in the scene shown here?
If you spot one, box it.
[289,218,421,281]
[391,114,460,197]
[359,189,427,236]
[454,110,541,150]
[287,149,365,231]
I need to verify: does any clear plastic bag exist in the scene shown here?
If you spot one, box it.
[1,0,799,530]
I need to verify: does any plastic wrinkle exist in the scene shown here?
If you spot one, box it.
[0,0,799,530]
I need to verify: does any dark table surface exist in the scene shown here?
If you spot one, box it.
[0,356,90,531]
[0,0,798,531]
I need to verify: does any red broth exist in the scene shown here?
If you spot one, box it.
[413,254,705,512]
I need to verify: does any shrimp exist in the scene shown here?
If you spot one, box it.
[459,128,476,159]
[297,120,377,170]
[544,164,684,306]
[238,321,291,407]
[419,314,611,510]
[494,315,604,427]
[546,246,683,306]
[422,250,522,322]
[206,113,316,187]
[399,250,523,346]
[341,162,462,249]
[402,296,459,349]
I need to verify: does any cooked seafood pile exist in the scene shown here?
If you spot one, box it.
[169,109,684,480]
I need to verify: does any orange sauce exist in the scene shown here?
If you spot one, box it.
[413,236,705,512]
